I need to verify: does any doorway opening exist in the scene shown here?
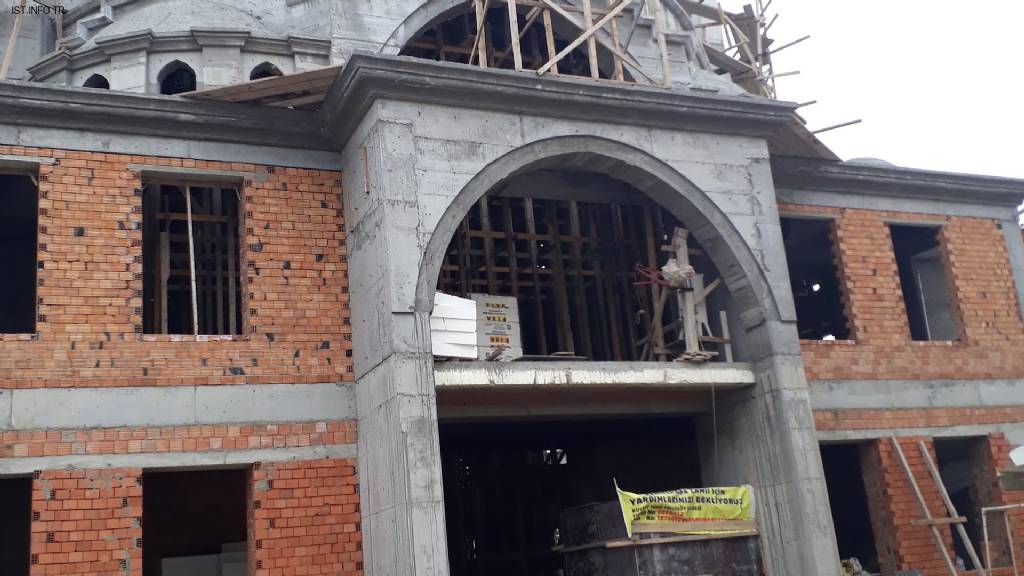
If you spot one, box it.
[0,477,31,575]
[441,416,702,576]
[142,469,248,576]
[820,443,879,574]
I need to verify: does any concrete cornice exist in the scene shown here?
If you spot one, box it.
[192,28,252,48]
[94,29,154,55]
[773,156,1024,207]
[288,35,333,55]
[0,80,334,151]
[320,53,811,150]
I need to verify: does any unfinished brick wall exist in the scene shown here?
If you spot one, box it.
[31,468,142,576]
[0,145,351,388]
[250,458,362,576]
[861,438,957,576]
[781,204,1024,380]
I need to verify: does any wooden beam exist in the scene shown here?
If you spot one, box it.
[536,0,634,78]
[537,0,655,83]
[581,0,600,79]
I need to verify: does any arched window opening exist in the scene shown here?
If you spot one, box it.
[158,61,197,95]
[434,169,733,362]
[249,62,283,80]
[83,74,110,89]
[401,5,632,82]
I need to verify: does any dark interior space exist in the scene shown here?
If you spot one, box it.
[436,171,732,362]
[142,469,248,576]
[0,477,31,575]
[401,4,630,81]
[820,443,879,573]
[159,62,197,95]
[0,173,38,334]
[889,224,957,341]
[440,417,702,576]
[250,62,283,80]
[934,437,985,570]
[142,184,242,335]
[780,217,849,340]
[83,74,110,88]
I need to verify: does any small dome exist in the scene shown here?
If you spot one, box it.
[845,157,897,168]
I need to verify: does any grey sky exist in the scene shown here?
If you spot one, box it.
[747,0,1024,180]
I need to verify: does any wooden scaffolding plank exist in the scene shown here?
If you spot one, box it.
[226,191,238,335]
[589,207,621,359]
[541,8,559,75]
[479,198,499,294]
[889,437,959,576]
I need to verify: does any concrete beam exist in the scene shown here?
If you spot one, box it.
[1,383,355,431]
[434,361,756,389]
[810,378,1024,411]
[0,443,356,476]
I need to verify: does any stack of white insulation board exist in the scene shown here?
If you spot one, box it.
[430,292,478,359]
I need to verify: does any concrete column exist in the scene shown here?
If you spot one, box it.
[341,114,449,576]
[94,32,153,93]
[108,50,148,92]
[193,30,249,89]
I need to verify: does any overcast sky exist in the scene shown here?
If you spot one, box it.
[743,0,1024,180]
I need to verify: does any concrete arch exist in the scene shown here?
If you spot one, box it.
[381,0,468,54]
[414,135,782,332]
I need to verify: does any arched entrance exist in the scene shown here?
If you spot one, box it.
[412,138,807,576]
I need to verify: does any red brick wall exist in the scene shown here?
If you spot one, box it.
[251,459,362,576]
[0,146,351,388]
[31,468,142,576]
[781,205,1024,380]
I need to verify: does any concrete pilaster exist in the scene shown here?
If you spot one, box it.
[342,114,450,576]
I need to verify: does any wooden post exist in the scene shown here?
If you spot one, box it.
[523,198,548,354]
[472,0,490,67]
[568,201,592,358]
[546,202,574,353]
[642,206,666,360]
[541,8,559,75]
[719,310,733,362]
[506,0,523,70]
[608,14,625,81]
[651,0,672,86]
[213,190,224,335]
[184,186,200,336]
[226,193,237,335]
[158,231,170,334]
[1,0,28,79]
[581,0,600,79]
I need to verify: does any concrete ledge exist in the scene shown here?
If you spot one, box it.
[2,383,355,431]
[810,378,1024,411]
[818,422,1024,448]
[0,444,356,475]
[434,361,756,389]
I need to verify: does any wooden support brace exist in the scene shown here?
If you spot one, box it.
[890,437,959,576]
